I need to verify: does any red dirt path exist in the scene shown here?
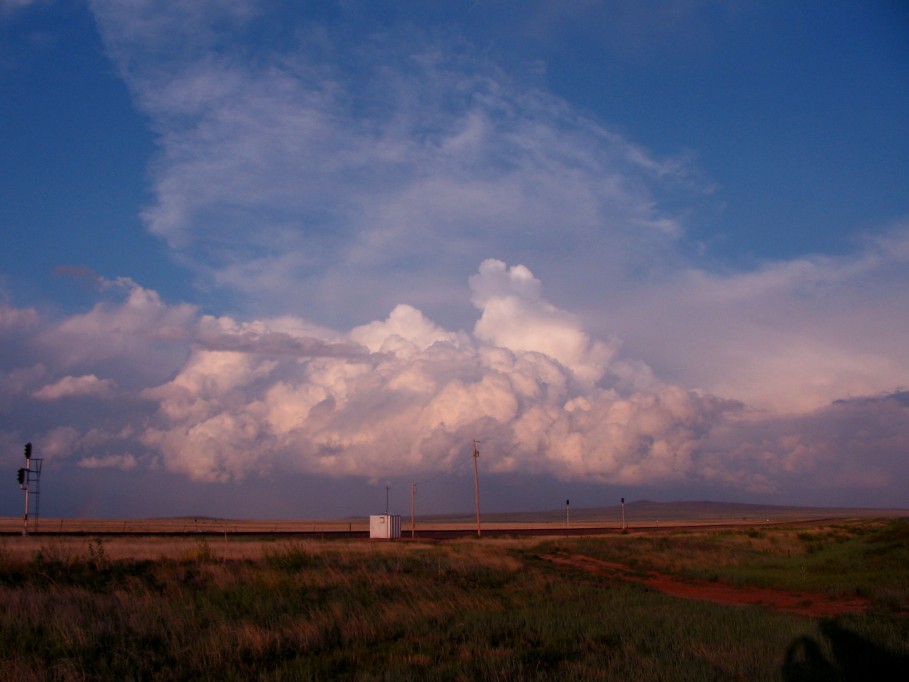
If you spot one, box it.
[542,554,868,618]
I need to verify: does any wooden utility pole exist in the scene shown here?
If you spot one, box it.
[473,440,482,537]
[22,442,31,537]
[411,481,416,539]
[22,467,29,537]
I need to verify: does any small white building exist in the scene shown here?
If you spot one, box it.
[369,514,402,539]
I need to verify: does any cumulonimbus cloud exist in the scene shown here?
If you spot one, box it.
[3,2,905,508]
[1,262,907,505]
[85,1,909,423]
[136,260,739,483]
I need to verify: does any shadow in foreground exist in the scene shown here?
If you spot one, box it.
[782,620,908,681]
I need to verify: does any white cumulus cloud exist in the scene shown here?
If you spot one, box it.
[133,261,738,485]
[1,260,907,506]
[470,259,618,385]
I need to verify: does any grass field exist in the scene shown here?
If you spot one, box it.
[1,518,907,680]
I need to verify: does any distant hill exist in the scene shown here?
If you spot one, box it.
[419,500,909,525]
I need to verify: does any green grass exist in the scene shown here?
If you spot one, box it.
[705,521,909,607]
[1,523,907,680]
[544,519,909,606]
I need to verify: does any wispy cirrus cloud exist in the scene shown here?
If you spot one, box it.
[90,0,707,327]
[0,0,46,16]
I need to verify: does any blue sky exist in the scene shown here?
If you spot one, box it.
[2,1,908,519]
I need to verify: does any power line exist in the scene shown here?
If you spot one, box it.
[413,452,474,487]
[410,444,486,538]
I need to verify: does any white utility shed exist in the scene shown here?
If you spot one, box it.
[369,514,402,539]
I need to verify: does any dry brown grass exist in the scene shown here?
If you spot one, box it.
[2,519,907,680]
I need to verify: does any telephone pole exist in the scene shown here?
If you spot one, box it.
[22,452,30,537]
[411,480,416,539]
[473,440,482,537]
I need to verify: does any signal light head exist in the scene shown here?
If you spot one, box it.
[24,442,31,460]
[17,468,25,486]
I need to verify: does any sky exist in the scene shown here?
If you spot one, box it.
[2,0,908,519]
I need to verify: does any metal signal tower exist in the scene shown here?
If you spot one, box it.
[17,442,43,536]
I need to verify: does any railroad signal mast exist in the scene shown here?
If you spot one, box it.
[18,442,43,537]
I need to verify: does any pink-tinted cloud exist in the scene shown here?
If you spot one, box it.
[471,259,618,386]
[593,225,909,414]
[78,453,139,470]
[1,260,906,507]
[37,276,197,385]
[134,261,738,484]
[32,374,117,401]
[0,302,39,331]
